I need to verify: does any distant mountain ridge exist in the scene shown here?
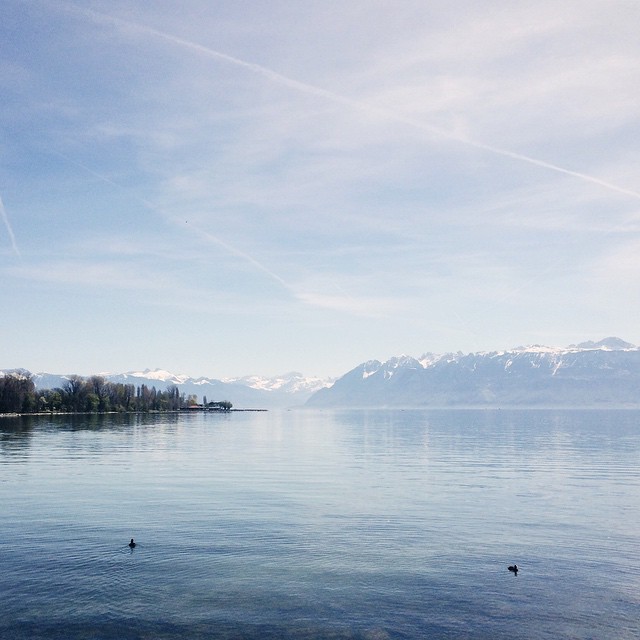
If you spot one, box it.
[0,368,332,409]
[4,337,638,409]
[306,337,640,408]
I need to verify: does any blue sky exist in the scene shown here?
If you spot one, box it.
[2,0,639,378]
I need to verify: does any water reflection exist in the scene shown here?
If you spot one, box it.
[1,409,639,640]
[0,412,190,460]
[0,416,34,459]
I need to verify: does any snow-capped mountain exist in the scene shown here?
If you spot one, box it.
[222,372,331,395]
[5,337,638,409]
[13,369,332,409]
[306,338,640,408]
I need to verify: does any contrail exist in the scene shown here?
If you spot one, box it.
[187,225,291,291]
[54,148,357,306]
[0,195,20,257]
[51,150,292,291]
[64,3,640,201]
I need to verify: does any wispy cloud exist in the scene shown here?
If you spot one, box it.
[0,195,20,257]
[42,1,640,326]
[66,2,640,202]
[294,291,399,318]
[4,0,640,375]
[9,260,171,291]
[51,149,295,294]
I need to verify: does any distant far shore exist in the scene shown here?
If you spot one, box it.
[0,408,268,418]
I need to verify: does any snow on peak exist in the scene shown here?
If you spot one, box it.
[418,353,447,368]
[510,337,636,355]
[125,368,191,384]
[0,368,32,380]
[386,355,421,368]
[511,344,565,355]
[352,339,637,378]
[222,372,332,394]
[361,360,382,379]
[571,337,637,351]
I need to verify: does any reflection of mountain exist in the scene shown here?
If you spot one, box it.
[306,338,640,408]
[24,369,332,409]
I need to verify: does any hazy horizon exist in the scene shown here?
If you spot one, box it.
[2,335,635,383]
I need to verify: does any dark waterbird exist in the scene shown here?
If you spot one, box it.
[508,564,518,574]
[128,538,136,548]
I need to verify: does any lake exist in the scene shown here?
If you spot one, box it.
[1,409,638,639]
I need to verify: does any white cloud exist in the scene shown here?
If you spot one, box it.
[592,239,640,280]
[2,0,640,374]
[0,195,20,257]
[8,260,171,291]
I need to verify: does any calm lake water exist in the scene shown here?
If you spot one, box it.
[1,409,638,639]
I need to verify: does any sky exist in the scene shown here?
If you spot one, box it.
[1,0,640,379]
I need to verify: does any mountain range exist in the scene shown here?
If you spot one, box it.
[4,337,639,409]
[306,337,640,408]
[22,370,332,409]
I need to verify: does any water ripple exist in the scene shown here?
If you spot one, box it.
[1,409,639,639]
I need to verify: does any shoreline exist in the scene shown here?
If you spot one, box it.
[0,408,268,418]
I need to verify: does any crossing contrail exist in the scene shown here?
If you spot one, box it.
[0,195,20,257]
[65,3,640,201]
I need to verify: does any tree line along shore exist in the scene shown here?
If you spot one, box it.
[0,371,232,415]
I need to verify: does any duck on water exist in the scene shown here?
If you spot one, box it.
[508,564,518,574]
